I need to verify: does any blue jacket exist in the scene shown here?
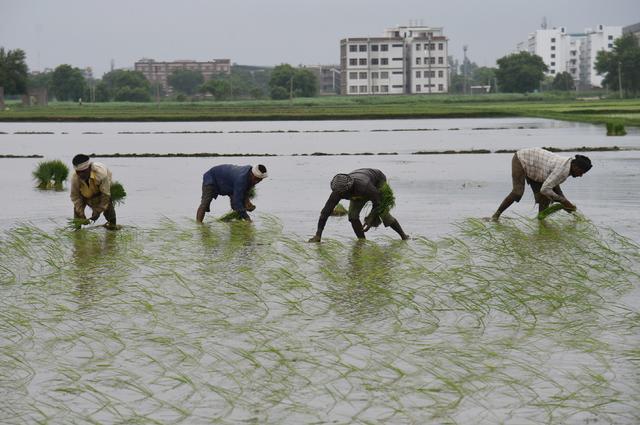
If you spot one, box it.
[203,164,253,219]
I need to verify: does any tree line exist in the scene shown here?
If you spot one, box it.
[1,35,639,101]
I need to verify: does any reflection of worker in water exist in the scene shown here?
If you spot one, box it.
[309,168,409,242]
[196,164,268,223]
[492,148,592,220]
[70,154,117,230]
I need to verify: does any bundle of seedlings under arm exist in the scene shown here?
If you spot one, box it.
[365,182,396,228]
[218,187,257,222]
[110,181,127,205]
[32,160,69,190]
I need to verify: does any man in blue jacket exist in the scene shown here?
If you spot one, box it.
[196,164,268,223]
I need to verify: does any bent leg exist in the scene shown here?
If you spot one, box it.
[493,154,526,220]
[197,184,216,223]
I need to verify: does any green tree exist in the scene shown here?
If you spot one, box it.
[98,70,151,102]
[472,67,497,88]
[595,34,640,96]
[0,47,29,94]
[496,51,548,93]
[167,69,204,95]
[28,70,53,91]
[268,64,318,99]
[200,78,231,100]
[551,71,575,91]
[51,64,86,101]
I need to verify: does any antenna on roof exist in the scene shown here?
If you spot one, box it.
[541,16,548,29]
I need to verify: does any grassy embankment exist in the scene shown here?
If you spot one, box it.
[1,93,639,127]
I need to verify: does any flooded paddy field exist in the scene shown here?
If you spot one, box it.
[1,118,639,424]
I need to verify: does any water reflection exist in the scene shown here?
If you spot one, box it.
[318,240,403,322]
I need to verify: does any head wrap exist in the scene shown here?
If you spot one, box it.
[330,173,354,193]
[252,164,268,179]
[72,154,91,171]
[573,154,592,172]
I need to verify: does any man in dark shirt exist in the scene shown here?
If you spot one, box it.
[196,164,268,223]
[308,168,409,242]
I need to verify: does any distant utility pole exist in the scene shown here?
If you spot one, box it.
[618,61,623,99]
[427,34,432,94]
[463,45,468,95]
[289,76,293,104]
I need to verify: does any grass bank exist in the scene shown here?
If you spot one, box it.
[1,93,639,127]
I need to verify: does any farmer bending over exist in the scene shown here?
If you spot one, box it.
[70,154,117,229]
[309,168,409,242]
[196,164,268,223]
[492,148,592,221]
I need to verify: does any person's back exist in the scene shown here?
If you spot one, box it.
[203,164,252,196]
[349,168,386,197]
[516,148,569,183]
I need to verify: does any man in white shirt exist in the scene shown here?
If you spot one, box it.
[492,148,592,220]
[70,154,117,229]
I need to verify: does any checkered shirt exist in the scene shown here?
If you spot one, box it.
[516,148,571,202]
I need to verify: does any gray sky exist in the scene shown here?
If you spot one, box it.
[1,0,638,77]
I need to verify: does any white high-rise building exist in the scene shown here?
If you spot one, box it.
[341,25,449,95]
[518,24,622,88]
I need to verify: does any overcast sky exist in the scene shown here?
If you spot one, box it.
[1,0,638,77]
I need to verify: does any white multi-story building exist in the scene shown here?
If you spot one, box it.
[518,24,622,88]
[341,25,449,95]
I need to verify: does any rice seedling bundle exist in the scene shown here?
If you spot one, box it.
[537,203,565,220]
[110,181,127,205]
[32,160,69,190]
[606,122,627,136]
[218,187,257,221]
[365,182,396,228]
[331,202,348,216]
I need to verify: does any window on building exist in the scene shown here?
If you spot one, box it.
[550,70,556,74]
[551,61,555,66]
[392,57,403,61]
[392,44,403,47]
[608,43,613,48]
[371,72,379,79]
[349,45,357,52]
[392,84,403,88]
[381,58,389,65]
[551,46,556,50]
[416,85,421,92]
[359,58,367,65]
[438,57,443,64]
[371,58,379,65]
[551,54,556,58]
[359,45,367,52]
[392,71,403,74]
[372,86,379,93]
[438,70,443,78]
[438,84,444,91]
[416,57,421,65]
[608,35,613,40]
[551,38,556,42]
[381,44,389,51]
[349,72,357,79]
[381,85,389,92]
[359,72,367,79]
[380,72,389,78]
[349,86,357,93]
[416,70,421,78]
[438,43,443,50]
[371,44,379,51]
[430,57,436,64]
[359,85,367,93]
[416,44,421,51]
[349,58,357,66]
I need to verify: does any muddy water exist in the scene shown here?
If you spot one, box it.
[1,118,639,424]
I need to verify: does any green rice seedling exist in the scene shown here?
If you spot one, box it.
[331,202,348,216]
[218,187,256,222]
[32,160,69,190]
[365,182,396,228]
[110,181,127,205]
[606,122,627,136]
[537,203,566,220]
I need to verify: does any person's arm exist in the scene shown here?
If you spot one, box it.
[309,192,341,242]
[231,180,250,220]
[69,176,86,218]
[92,174,112,217]
[541,165,569,204]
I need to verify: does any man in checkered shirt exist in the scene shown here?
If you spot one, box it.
[492,148,592,220]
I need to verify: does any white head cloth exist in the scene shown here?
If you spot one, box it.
[74,160,91,171]
[252,164,268,179]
